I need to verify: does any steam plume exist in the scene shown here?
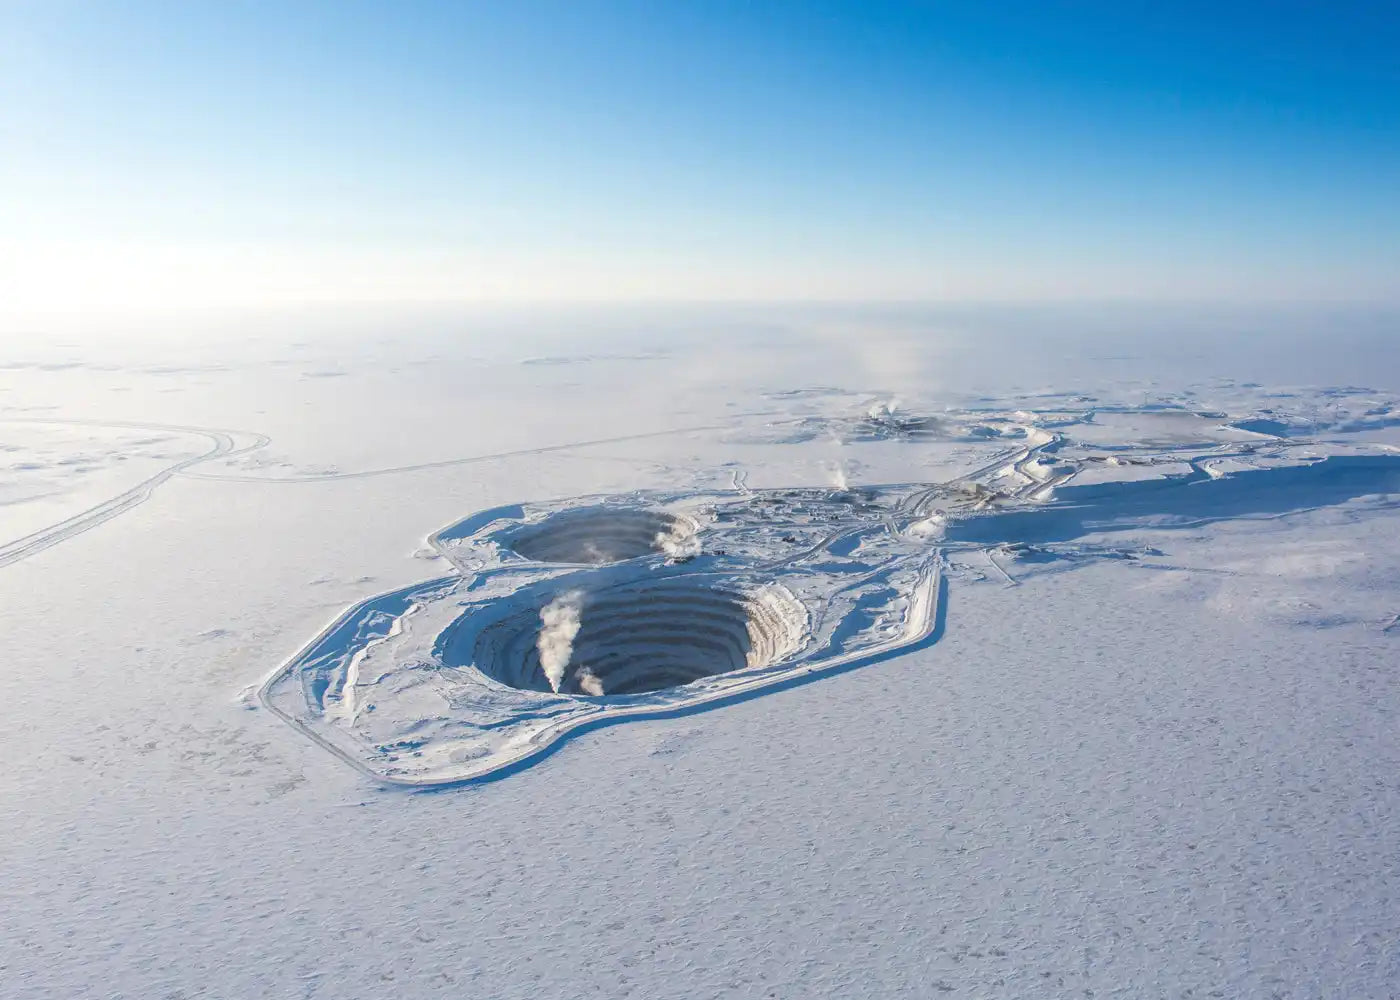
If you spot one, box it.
[575,666,606,697]
[654,521,700,561]
[867,396,902,422]
[537,590,584,693]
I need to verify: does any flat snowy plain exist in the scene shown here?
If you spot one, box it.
[3,304,1399,998]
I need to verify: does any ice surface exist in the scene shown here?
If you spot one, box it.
[3,305,1400,997]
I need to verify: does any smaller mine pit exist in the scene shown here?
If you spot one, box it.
[506,507,696,565]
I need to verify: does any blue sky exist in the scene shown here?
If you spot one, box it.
[2,1,1397,310]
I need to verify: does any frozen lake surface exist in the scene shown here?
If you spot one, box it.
[3,304,1399,997]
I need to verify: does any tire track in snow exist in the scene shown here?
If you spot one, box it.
[173,422,735,483]
[0,418,269,570]
[0,418,732,569]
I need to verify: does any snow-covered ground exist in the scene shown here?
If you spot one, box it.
[3,305,1399,998]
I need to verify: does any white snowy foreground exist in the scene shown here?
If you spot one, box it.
[3,305,1399,998]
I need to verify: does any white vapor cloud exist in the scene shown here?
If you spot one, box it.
[537,590,584,693]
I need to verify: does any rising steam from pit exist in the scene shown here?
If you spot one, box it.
[536,590,584,693]
[575,665,606,697]
[654,521,700,561]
